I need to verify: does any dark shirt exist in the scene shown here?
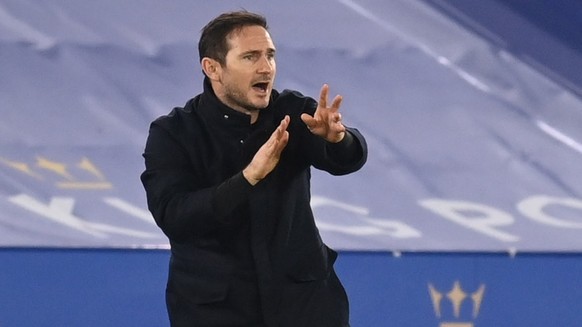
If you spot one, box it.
[141,78,367,326]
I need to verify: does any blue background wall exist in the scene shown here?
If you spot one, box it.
[2,249,582,326]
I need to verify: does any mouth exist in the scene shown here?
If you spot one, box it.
[252,82,270,93]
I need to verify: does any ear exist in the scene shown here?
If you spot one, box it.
[201,57,221,81]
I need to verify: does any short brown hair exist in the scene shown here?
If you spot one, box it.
[198,10,268,66]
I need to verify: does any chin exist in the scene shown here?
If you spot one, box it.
[252,99,270,109]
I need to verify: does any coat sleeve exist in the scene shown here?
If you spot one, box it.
[321,127,367,174]
[140,121,252,242]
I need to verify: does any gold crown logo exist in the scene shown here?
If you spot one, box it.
[428,281,485,327]
[0,156,112,190]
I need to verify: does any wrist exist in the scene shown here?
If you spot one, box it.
[242,167,261,186]
[327,131,346,143]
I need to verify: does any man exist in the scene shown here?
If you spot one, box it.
[141,10,367,327]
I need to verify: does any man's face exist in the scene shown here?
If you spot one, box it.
[215,25,276,112]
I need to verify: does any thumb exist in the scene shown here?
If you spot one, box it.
[301,113,316,130]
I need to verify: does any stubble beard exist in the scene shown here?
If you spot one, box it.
[223,84,268,113]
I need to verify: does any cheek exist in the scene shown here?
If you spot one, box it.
[221,72,240,88]
[226,68,250,84]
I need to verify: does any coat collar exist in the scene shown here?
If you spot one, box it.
[197,77,253,127]
[196,77,277,133]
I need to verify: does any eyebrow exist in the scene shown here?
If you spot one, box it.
[240,48,276,56]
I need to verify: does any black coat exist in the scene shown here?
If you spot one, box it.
[141,79,367,327]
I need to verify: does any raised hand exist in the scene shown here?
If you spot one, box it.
[243,116,290,185]
[300,84,346,143]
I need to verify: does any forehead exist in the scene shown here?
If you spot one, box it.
[226,25,275,53]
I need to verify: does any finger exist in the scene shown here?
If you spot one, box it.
[277,130,289,152]
[274,115,290,134]
[270,116,290,147]
[319,84,329,109]
[330,94,343,111]
[273,121,290,154]
[281,115,290,129]
[301,113,316,130]
[280,116,290,137]
[336,116,346,126]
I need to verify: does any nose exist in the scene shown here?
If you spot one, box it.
[257,55,274,74]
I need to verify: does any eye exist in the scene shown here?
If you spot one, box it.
[243,53,256,61]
